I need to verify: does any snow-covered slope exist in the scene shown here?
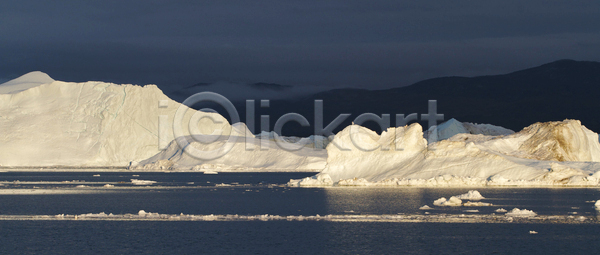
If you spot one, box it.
[289,120,600,187]
[132,131,326,171]
[0,71,55,94]
[0,74,243,167]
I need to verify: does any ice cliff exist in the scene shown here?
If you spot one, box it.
[0,72,324,169]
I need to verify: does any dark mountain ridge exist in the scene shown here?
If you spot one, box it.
[173,59,600,137]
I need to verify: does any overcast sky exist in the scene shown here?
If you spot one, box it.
[1,0,600,89]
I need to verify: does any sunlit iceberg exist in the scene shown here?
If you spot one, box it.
[289,119,600,187]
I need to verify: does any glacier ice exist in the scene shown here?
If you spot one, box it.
[4,72,600,188]
[132,131,327,171]
[427,118,514,142]
[0,72,325,170]
[0,71,55,94]
[289,119,600,187]
[1,74,208,166]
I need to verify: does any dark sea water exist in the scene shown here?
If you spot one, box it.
[1,172,600,254]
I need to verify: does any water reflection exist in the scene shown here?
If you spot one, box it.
[322,187,600,216]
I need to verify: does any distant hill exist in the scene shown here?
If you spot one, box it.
[173,59,600,137]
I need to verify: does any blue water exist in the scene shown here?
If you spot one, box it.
[1,172,600,254]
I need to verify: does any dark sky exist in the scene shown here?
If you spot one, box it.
[1,0,600,89]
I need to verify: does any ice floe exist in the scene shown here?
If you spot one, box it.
[433,197,463,207]
[130,179,157,185]
[454,190,485,200]
[419,205,433,210]
[505,208,537,217]
[0,212,595,224]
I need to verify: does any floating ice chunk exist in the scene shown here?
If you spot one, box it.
[93,174,100,177]
[419,205,433,210]
[1,212,597,223]
[463,201,493,206]
[529,231,538,234]
[463,209,479,213]
[595,200,600,211]
[433,196,462,206]
[288,173,333,187]
[130,179,156,185]
[495,208,508,213]
[103,184,114,188]
[75,185,88,188]
[505,208,537,217]
[454,190,485,200]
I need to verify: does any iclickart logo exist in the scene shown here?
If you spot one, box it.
[159,92,443,160]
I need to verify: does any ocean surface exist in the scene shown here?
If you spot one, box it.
[1,172,599,254]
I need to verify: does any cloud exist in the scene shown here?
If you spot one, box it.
[1,1,599,89]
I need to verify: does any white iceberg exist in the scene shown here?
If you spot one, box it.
[130,179,157,185]
[419,205,433,210]
[0,72,326,170]
[505,208,537,217]
[0,72,214,166]
[463,201,492,207]
[433,196,463,207]
[290,119,600,187]
[454,190,485,200]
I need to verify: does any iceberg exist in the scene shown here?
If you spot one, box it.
[0,72,325,170]
[419,205,433,210]
[1,73,220,166]
[505,208,537,217]
[130,179,157,185]
[433,197,463,207]
[454,190,485,200]
[290,119,600,187]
